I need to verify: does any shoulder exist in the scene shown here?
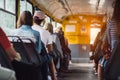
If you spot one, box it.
[12,28,21,34]
[42,29,50,36]
[32,29,40,36]
[32,25,40,30]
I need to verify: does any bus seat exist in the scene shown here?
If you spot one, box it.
[12,60,42,80]
[8,36,32,63]
[8,36,42,80]
[22,38,41,65]
[12,41,31,63]
[9,36,41,65]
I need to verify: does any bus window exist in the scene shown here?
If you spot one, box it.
[0,11,16,29]
[0,0,4,9]
[90,28,101,44]
[20,0,33,14]
[5,0,16,13]
[0,0,16,35]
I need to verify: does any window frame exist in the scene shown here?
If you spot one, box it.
[19,0,33,15]
[0,0,17,29]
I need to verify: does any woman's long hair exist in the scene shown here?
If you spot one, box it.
[44,23,53,34]
[17,11,33,28]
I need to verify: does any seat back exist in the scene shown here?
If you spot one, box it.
[8,36,42,80]
[23,39,41,65]
[12,41,31,63]
[9,36,41,65]
[9,36,32,63]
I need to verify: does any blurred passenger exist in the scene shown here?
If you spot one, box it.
[0,27,21,61]
[102,0,120,79]
[44,23,63,71]
[44,23,60,80]
[55,26,71,72]
[97,31,107,80]
[32,11,57,80]
[12,11,42,54]
[0,27,22,80]
[106,0,120,50]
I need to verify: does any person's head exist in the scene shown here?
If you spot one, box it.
[17,11,33,28]
[33,11,46,25]
[44,23,53,34]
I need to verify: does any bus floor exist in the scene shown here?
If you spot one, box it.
[59,62,98,80]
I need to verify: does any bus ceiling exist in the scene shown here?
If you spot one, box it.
[30,0,114,23]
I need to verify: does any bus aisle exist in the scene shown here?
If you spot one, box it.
[60,62,97,80]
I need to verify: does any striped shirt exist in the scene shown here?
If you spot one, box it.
[106,19,119,50]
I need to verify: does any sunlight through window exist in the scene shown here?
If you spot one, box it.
[90,28,101,44]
